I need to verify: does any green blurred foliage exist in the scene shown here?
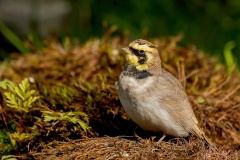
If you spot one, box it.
[1,0,240,66]
[62,0,240,66]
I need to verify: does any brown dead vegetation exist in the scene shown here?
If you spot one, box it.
[1,35,240,159]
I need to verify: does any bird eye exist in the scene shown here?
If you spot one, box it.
[139,50,144,54]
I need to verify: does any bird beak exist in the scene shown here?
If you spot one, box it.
[121,47,131,54]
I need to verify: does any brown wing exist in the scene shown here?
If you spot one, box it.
[157,70,214,146]
[159,69,198,123]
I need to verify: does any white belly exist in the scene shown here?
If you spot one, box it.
[118,75,188,137]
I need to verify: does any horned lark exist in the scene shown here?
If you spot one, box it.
[118,39,213,145]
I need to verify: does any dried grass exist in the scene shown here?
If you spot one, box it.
[1,35,240,159]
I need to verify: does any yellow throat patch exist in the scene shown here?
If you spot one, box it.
[126,42,156,71]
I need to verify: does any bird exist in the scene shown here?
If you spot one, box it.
[118,39,213,146]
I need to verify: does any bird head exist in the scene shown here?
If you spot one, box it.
[121,39,161,71]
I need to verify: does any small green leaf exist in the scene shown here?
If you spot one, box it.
[23,100,28,108]
[75,111,88,118]
[22,78,30,94]
[197,97,205,104]
[11,139,17,147]
[26,96,34,107]
[25,90,35,99]
[77,121,88,132]
[43,115,56,121]
[31,96,40,104]
[17,98,23,108]
[19,83,25,95]
[0,80,7,89]
[1,155,18,160]
[6,100,17,106]
[223,41,235,72]
[41,110,53,115]
[22,78,30,90]
[10,93,17,103]
[6,80,17,91]
[4,92,11,99]
[0,79,17,90]
[21,106,28,113]
[65,112,75,116]
[70,117,78,124]
[87,94,93,108]
[15,86,25,100]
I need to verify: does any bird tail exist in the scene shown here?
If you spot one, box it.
[192,122,216,148]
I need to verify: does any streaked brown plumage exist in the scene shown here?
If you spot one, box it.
[118,39,213,146]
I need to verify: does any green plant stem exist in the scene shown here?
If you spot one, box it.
[0,104,13,144]
[0,21,30,54]
[19,112,23,135]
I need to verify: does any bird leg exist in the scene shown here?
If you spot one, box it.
[157,133,167,143]
[133,126,142,141]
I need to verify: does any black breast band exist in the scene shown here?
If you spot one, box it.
[122,64,152,79]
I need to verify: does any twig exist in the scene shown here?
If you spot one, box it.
[217,103,240,123]
[203,76,231,97]
[217,85,240,104]
[226,103,240,112]
[179,69,199,82]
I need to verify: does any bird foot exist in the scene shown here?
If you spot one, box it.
[157,134,167,143]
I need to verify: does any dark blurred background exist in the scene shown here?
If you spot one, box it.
[0,0,239,67]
